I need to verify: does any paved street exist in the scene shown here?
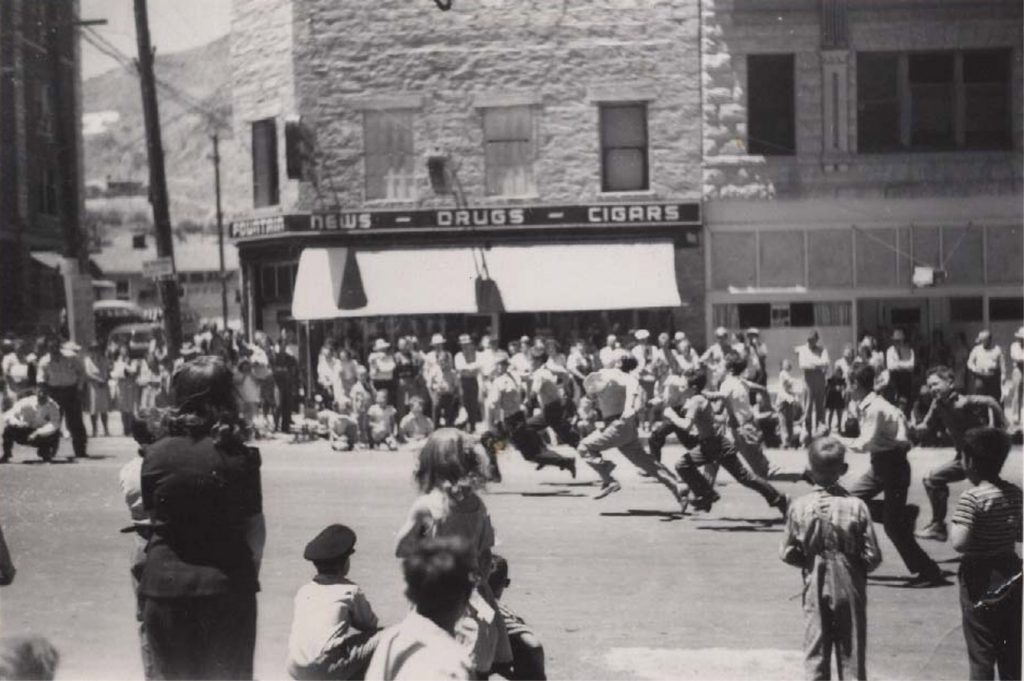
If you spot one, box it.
[1,434,1019,680]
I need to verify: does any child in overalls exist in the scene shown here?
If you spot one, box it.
[780,436,882,680]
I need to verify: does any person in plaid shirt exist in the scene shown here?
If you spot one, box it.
[781,436,882,681]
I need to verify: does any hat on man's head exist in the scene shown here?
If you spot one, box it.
[458,333,472,345]
[673,331,687,342]
[975,330,991,344]
[634,329,650,341]
[60,341,81,356]
[746,327,760,336]
[493,350,510,364]
[519,335,530,345]
[807,330,820,342]
[1015,326,1024,340]
[714,327,728,339]
[373,338,390,352]
[430,333,445,346]
[304,524,357,562]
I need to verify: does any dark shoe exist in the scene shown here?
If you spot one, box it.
[691,491,720,512]
[565,459,577,479]
[773,494,791,518]
[593,480,622,500]
[535,462,546,471]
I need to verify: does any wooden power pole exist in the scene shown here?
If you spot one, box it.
[133,0,182,357]
[212,132,228,330]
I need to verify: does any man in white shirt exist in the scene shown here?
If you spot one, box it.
[840,363,945,587]
[598,334,621,369]
[365,538,474,681]
[700,327,735,389]
[577,356,688,510]
[1010,327,1024,427]
[885,328,916,414]
[796,330,831,436]
[966,330,1005,402]
[2,386,62,463]
[454,334,482,433]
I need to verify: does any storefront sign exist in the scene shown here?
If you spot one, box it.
[231,202,700,239]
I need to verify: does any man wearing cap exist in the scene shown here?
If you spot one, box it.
[482,351,576,481]
[287,524,380,680]
[577,361,688,511]
[1,385,61,463]
[36,337,87,459]
[966,330,1005,402]
[796,330,831,436]
[885,329,916,413]
[1010,327,1024,427]
[510,337,532,381]
[2,340,34,406]
[455,334,483,434]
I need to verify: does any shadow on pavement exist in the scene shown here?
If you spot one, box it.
[538,481,600,487]
[488,490,586,498]
[599,509,684,523]
[19,459,79,465]
[694,521,782,533]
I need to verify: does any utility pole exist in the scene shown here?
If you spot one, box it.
[212,132,228,330]
[133,0,182,357]
[47,2,94,344]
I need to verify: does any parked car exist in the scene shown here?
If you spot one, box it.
[94,300,148,341]
[108,322,163,360]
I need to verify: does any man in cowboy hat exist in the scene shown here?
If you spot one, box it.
[455,334,483,434]
[885,328,916,414]
[425,334,458,427]
[36,336,87,459]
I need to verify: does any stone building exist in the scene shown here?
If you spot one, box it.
[228,0,704,355]
[702,0,1023,367]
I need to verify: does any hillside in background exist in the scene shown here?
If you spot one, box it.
[82,35,247,227]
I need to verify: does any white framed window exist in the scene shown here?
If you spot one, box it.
[599,103,649,191]
[483,106,535,196]
[363,111,416,201]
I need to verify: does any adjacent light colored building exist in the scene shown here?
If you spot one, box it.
[702,0,1023,364]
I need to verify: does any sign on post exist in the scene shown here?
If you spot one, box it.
[143,257,175,280]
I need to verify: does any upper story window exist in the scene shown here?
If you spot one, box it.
[364,111,416,201]
[857,49,1012,153]
[483,106,535,196]
[37,165,58,216]
[599,103,648,191]
[251,118,280,208]
[746,54,796,155]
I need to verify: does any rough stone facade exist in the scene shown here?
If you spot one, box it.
[229,0,707,343]
[701,0,1023,200]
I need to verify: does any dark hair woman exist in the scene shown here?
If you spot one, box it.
[137,355,265,679]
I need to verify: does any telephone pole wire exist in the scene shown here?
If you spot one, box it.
[133,0,183,357]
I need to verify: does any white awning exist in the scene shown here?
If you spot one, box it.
[291,242,681,320]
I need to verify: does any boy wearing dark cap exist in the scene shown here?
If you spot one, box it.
[287,525,381,680]
[780,437,881,680]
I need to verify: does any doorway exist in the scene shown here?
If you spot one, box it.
[857,297,931,348]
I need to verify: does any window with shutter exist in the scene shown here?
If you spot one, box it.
[364,111,416,201]
[483,107,535,196]
[599,104,649,191]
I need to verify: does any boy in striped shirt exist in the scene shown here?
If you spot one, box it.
[950,426,1022,681]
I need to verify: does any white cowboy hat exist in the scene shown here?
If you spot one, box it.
[430,333,445,346]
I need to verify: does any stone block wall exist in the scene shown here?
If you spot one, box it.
[702,0,1024,201]
[287,0,701,210]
